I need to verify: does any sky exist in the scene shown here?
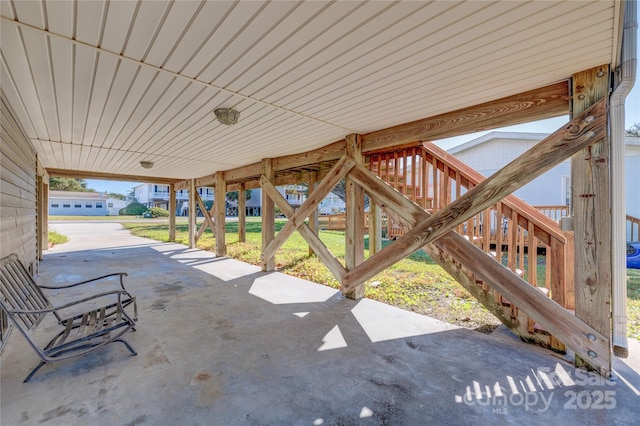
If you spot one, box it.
[86,31,640,196]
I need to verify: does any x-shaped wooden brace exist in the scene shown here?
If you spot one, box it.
[342,98,607,292]
[337,99,608,374]
[260,155,356,281]
[195,192,215,240]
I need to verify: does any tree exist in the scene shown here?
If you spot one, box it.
[329,179,369,209]
[226,190,253,202]
[49,177,94,192]
[626,122,640,137]
[330,180,346,202]
[107,193,125,200]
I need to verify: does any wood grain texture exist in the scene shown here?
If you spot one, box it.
[195,192,215,240]
[169,184,176,242]
[307,172,318,257]
[346,99,606,289]
[345,159,609,375]
[260,177,346,282]
[215,172,226,256]
[424,142,569,244]
[238,183,246,243]
[571,65,611,370]
[364,81,570,150]
[345,134,365,299]
[188,179,197,249]
[261,155,355,261]
[261,159,275,272]
[47,168,180,184]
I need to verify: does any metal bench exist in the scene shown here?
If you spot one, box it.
[0,253,138,382]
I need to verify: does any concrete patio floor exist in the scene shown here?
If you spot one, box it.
[1,222,638,425]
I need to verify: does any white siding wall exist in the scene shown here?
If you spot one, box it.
[1,92,40,350]
[0,92,38,267]
[453,137,572,206]
[49,198,108,216]
[107,198,129,215]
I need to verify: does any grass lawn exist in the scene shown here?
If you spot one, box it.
[121,217,502,332]
[53,216,640,339]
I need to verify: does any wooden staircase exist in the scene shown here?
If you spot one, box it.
[367,142,576,352]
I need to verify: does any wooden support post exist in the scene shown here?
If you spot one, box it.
[261,177,347,282]
[308,172,318,256]
[36,175,44,260]
[195,193,215,239]
[188,178,197,249]
[571,65,611,370]
[342,100,607,291]
[42,181,48,253]
[262,159,275,271]
[345,134,365,299]
[369,201,382,255]
[261,156,355,261]
[169,183,176,242]
[238,183,246,243]
[215,172,227,256]
[344,159,610,375]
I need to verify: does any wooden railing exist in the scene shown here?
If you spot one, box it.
[628,215,640,242]
[318,212,376,231]
[534,205,569,221]
[367,143,575,311]
[531,206,638,242]
[318,214,347,231]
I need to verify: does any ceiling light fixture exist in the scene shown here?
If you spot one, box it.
[140,161,154,169]
[214,108,240,125]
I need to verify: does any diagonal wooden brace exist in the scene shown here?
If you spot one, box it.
[260,177,347,282]
[345,150,609,375]
[195,192,215,239]
[343,98,607,290]
[260,155,356,261]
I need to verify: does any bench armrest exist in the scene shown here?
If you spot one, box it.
[8,290,130,315]
[38,272,129,291]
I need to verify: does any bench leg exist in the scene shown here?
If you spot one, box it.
[115,338,137,356]
[24,339,135,383]
[23,361,47,383]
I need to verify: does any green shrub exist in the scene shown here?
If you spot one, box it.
[48,230,69,246]
[149,207,169,217]
[119,202,147,216]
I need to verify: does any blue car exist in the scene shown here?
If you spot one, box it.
[628,242,640,269]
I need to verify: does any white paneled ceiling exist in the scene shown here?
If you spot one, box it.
[0,0,622,180]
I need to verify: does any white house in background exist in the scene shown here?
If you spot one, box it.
[49,191,125,216]
[106,198,129,215]
[49,191,130,216]
[132,183,214,214]
[226,189,263,216]
[280,185,307,208]
[319,192,346,214]
[447,132,640,220]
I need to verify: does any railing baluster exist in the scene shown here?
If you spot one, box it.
[508,211,517,273]
[518,221,525,273]
[496,204,503,263]
[431,157,438,213]
[527,221,537,287]
[483,209,491,253]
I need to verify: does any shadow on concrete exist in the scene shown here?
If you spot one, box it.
[1,223,638,425]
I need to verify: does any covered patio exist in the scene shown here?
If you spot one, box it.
[2,1,639,422]
[1,222,638,424]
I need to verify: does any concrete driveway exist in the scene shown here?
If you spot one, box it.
[1,222,638,425]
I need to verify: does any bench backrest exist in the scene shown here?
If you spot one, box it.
[0,254,52,332]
